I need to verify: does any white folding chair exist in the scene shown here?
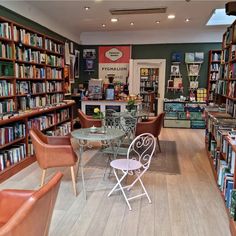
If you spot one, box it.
[107,133,156,210]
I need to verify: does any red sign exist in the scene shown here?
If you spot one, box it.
[99,46,131,63]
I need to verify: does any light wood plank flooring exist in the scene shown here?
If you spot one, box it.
[0,128,231,236]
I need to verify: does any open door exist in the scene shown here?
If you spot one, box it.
[129,59,166,114]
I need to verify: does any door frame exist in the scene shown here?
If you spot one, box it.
[129,59,166,114]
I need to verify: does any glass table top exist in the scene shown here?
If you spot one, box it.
[71,127,125,141]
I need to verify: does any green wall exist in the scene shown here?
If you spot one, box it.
[79,43,221,98]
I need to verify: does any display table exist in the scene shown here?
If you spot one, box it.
[81,100,142,115]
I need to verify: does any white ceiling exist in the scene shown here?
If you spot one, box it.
[1,0,236,44]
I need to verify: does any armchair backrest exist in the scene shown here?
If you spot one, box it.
[78,109,102,128]
[29,128,48,168]
[0,172,63,236]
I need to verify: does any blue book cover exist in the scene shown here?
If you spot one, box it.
[226,181,234,208]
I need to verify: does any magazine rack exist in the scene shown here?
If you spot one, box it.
[167,63,184,93]
[186,62,202,90]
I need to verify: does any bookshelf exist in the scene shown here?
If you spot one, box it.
[139,67,159,113]
[205,109,236,236]
[0,16,75,182]
[207,50,222,102]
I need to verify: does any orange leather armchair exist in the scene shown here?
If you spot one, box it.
[78,109,102,128]
[0,172,63,236]
[135,112,165,152]
[29,128,78,196]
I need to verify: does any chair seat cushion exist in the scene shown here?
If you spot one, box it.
[110,159,142,171]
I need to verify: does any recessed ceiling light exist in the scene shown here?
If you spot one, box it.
[111,18,118,23]
[130,22,134,26]
[84,6,90,11]
[185,18,190,22]
[155,20,160,24]
[102,24,106,27]
[168,14,175,19]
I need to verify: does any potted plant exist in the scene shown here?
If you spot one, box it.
[92,107,103,119]
[126,99,136,112]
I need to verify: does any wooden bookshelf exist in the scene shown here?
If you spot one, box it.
[207,50,222,102]
[0,16,76,182]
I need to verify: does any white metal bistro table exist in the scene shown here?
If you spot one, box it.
[71,127,125,199]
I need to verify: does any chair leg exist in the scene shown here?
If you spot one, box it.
[70,166,77,196]
[41,169,46,187]
[157,137,161,152]
[108,169,132,210]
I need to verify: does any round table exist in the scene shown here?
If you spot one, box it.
[71,127,125,199]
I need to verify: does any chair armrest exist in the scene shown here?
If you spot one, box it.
[47,136,71,145]
[40,144,77,168]
[0,190,34,224]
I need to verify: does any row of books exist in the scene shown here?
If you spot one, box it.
[15,46,44,64]
[222,48,230,63]
[18,96,46,111]
[46,94,63,105]
[46,121,71,136]
[210,63,220,72]
[217,80,227,96]
[46,81,62,92]
[0,22,12,39]
[13,26,43,48]
[15,63,46,79]
[46,55,64,67]
[27,109,70,131]
[0,123,26,146]
[45,39,63,54]
[46,67,62,79]
[219,64,228,80]
[211,52,221,61]
[0,143,26,171]
[226,99,236,118]
[0,80,14,97]
[16,81,46,95]
[228,81,236,98]
[209,71,220,81]
[0,42,13,59]
[0,99,15,114]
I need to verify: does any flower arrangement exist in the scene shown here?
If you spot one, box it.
[93,107,103,119]
[126,99,136,112]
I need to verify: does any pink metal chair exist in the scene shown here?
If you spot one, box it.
[108,133,156,210]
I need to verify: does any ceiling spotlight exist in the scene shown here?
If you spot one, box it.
[111,18,118,22]
[84,6,90,11]
[185,18,190,22]
[168,14,175,19]
[102,24,106,27]
[130,22,134,26]
[155,20,160,24]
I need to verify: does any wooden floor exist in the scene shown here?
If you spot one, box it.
[0,128,231,236]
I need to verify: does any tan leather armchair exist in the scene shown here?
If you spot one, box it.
[135,112,165,152]
[0,172,63,236]
[78,109,102,128]
[29,128,78,196]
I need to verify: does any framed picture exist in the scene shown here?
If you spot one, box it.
[185,53,195,63]
[83,49,96,59]
[69,55,75,83]
[194,52,204,62]
[74,50,80,78]
[171,52,182,62]
[189,64,200,76]
[171,65,180,75]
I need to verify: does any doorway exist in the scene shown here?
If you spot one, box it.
[129,59,166,114]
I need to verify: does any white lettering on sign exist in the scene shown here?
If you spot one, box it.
[105,48,123,61]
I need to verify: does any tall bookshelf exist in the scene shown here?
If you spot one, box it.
[207,50,222,102]
[0,16,75,182]
[139,67,159,113]
[206,19,236,236]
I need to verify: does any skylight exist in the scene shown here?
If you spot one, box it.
[207,8,236,26]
